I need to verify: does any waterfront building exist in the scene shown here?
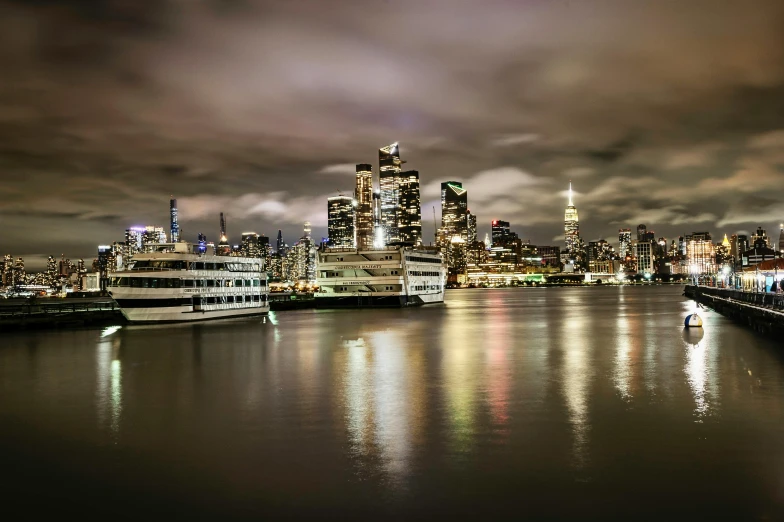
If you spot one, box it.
[327,196,356,248]
[618,229,632,258]
[398,170,422,245]
[379,143,403,244]
[170,197,179,243]
[588,239,612,273]
[354,164,374,250]
[741,246,778,268]
[125,226,167,256]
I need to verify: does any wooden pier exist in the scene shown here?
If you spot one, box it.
[685,285,784,336]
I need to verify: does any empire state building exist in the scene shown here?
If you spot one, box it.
[564,182,580,256]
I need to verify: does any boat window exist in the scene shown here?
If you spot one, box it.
[227,296,234,304]
[130,278,141,288]
[216,263,225,271]
[252,279,259,287]
[150,279,159,288]
[194,262,205,270]
[183,280,195,288]
[207,297,216,304]
[141,278,150,288]
[260,279,267,287]
[235,279,243,287]
[206,280,215,287]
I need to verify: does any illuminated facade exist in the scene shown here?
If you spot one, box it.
[241,232,261,258]
[398,170,422,245]
[440,181,468,243]
[379,143,403,244]
[635,241,654,275]
[751,226,770,249]
[686,232,717,275]
[170,198,179,243]
[779,224,784,253]
[618,229,632,258]
[564,182,582,264]
[354,164,374,250]
[467,210,477,243]
[327,195,356,248]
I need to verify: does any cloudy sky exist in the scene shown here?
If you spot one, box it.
[2,0,783,269]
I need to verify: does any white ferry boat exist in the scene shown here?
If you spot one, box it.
[315,245,445,307]
[107,243,269,323]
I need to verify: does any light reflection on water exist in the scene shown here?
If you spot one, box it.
[2,287,784,518]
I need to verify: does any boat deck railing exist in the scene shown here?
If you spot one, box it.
[692,285,784,312]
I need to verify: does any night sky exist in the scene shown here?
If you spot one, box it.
[2,0,783,269]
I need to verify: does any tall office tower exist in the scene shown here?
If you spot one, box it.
[217,213,230,255]
[441,181,468,242]
[618,229,632,257]
[466,210,477,244]
[564,182,580,257]
[13,257,25,287]
[241,232,261,258]
[276,230,284,254]
[170,197,179,243]
[636,224,648,242]
[143,226,167,246]
[779,224,784,253]
[491,220,511,246]
[379,143,403,244]
[303,221,312,238]
[635,241,654,275]
[46,256,57,279]
[327,196,356,248]
[751,226,769,249]
[354,164,374,249]
[372,191,384,247]
[398,170,422,245]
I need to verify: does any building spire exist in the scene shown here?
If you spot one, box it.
[568,181,573,206]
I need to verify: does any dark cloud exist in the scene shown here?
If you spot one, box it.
[1,0,784,269]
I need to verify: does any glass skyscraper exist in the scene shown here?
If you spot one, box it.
[354,164,374,250]
[379,143,402,244]
[327,195,356,248]
[398,170,421,245]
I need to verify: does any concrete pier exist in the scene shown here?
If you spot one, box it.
[685,285,784,336]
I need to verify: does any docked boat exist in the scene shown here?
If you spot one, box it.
[315,245,445,308]
[107,243,269,323]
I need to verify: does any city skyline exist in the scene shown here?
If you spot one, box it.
[2,1,784,269]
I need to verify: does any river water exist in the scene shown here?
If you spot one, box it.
[1,286,783,520]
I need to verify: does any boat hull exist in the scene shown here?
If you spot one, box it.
[120,305,270,324]
[315,293,443,309]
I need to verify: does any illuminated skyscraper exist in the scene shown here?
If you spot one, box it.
[276,230,284,254]
[354,164,374,249]
[618,229,632,258]
[379,143,403,244]
[241,232,261,258]
[564,182,581,258]
[751,226,769,249]
[170,197,179,243]
[327,195,356,248]
[398,170,422,245]
[440,181,468,243]
[467,210,477,243]
[491,220,511,246]
[636,224,647,242]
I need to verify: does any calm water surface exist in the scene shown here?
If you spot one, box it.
[2,286,784,520]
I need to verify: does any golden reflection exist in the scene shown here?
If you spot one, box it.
[683,328,719,421]
[96,334,122,438]
[613,307,642,403]
[484,299,511,440]
[442,313,478,455]
[337,329,419,489]
[562,313,591,468]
